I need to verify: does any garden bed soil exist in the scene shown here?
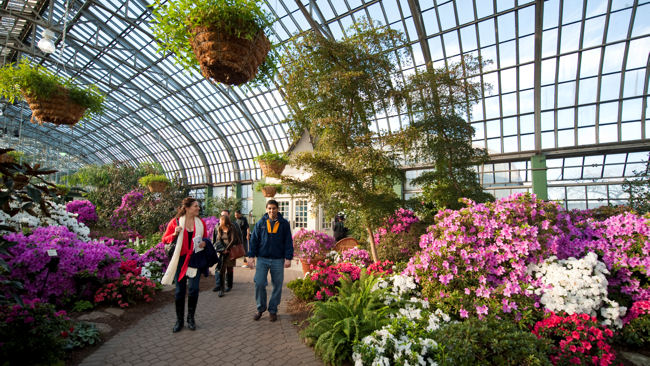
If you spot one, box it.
[64,278,214,366]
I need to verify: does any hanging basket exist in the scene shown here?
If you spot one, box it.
[0,154,14,164]
[335,238,359,253]
[260,185,277,198]
[22,87,86,126]
[147,181,168,193]
[189,25,271,85]
[258,160,287,178]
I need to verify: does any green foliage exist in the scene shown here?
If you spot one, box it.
[254,182,283,193]
[624,153,650,214]
[0,58,104,119]
[203,194,242,218]
[396,57,494,211]
[287,277,318,302]
[70,300,94,313]
[150,0,277,86]
[589,204,633,221]
[254,151,289,164]
[63,321,101,350]
[616,314,650,348]
[376,221,428,263]
[138,174,170,187]
[62,164,112,188]
[302,274,391,365]
[432,316,551,366]
[5,150,24,162]
[280,19,411,260]
[136,161,164,176]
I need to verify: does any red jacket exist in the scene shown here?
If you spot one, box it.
[162,217,207,281]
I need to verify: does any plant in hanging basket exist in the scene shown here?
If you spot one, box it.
[150,0,277,86]
[254,151,289,177]
[254,182,282,197]
[0,59,104,126]
[138,174,170,193]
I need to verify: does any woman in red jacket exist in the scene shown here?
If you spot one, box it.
[161,197,210,333]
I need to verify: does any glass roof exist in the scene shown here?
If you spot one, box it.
[0,0,649,188]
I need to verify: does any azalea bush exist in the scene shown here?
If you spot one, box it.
[94,272,157,308]
[292,229,336,263]
[373,209,425,263]
[110,189,145,231]
[339,247,372,267]
[1,200,91,240]
[617,300,650,347]
[65,199,98,227]
[532,312,617,366]
[308,259,394,301]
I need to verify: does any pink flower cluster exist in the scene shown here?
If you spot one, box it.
[293,229,336,263]
[204,216,219,239]
[340,247,372,266]
[119,260,141,276]
[622,300,650,325]
[374,208,420,243]
[110,189,144,230]
[94,272,157,308]
[65,200,98,226]
[532,312,616,366]
[309,260,393,300]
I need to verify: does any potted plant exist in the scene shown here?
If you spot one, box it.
[254,152,289,178]
[292,228,336,274]
[0,59,104,126]
[254,182,282,198]
[138,174,170,193]
[150,0,277,86]
[0,150,23,164]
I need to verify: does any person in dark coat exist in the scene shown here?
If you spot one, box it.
[212,210,242,297]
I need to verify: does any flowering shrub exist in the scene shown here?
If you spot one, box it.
[0,200,90,240]
[532,312,617,366]
[374,208,420,242]
[204,216,219,238]
[0,299,72,365]
[110,189,144,230]
[292,229,336,263]
[65,200,98,227]
[1,226,122,303]
[94,272,157,308]
[139,242,169,269]
[529,252,627,328]
[309,260,393,301]
[119,260,141,276]
[340,247,372,267]
[374,209,425,263]
[616,300,650,347]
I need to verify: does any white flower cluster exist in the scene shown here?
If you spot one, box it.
[374,273,419,305]
[0,200,90,241]
[528,252,626,328]
[141,261,163,281]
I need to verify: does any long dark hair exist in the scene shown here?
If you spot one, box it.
[175,197,197,218]
[219,212,232,230]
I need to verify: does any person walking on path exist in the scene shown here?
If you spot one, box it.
[235,210,251,267]
[161,197,216,333]
[212,210,242,297]
[247,199,293,322]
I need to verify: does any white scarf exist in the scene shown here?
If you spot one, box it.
[161,216,204,285]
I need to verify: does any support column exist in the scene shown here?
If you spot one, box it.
[531,155,548,200]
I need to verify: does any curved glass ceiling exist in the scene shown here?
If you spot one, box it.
[0,0,649,187]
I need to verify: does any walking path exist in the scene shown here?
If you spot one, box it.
[79,262,322,366]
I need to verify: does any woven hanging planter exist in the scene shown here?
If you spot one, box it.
[147,181,169,193]
[258,160,287,178]
[261,185,277,198]
[22,87,86,126]
[189,25,271,85]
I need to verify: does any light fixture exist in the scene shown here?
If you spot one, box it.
[37,29,56,54]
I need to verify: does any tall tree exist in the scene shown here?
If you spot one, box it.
[279,20,410,261]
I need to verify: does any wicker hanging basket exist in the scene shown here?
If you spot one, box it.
[189,25,271,85]
[22,87,86,126]
[147,181,169,193]
[258,160,287,178]
[261,185,277,198]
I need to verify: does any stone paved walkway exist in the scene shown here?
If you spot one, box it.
[80,262,322,366]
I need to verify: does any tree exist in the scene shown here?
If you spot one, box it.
[399,56,494,212]
[624,153,650,214]
[279,20,410,261]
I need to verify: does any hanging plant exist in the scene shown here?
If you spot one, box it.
[138,174,170,193]
[150,0,277,86]
[0,59,104,126]
[254,151,288,177]
[254,182,282,197]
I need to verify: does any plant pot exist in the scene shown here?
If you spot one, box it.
[0,154,14,163]
[261,185,277,197]
[22,87,86,126]
[258,160,287,177]
[147,181,168,193]
[189,25,271,85]
[300,256,324,275]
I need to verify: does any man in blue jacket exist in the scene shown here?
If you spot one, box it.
[247,199,293,322]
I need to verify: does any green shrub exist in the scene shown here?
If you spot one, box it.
[71,300,94,313]
[288,277,317,302]
[616,313,650,348]
[64,322,101,350]
[376,221,428,263]
[432,316,551,366]
[302,274,391,365]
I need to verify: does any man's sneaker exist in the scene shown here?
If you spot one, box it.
[269,313,278,322]
[253,312,263,321]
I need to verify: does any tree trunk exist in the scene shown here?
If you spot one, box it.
[366,226,379,262]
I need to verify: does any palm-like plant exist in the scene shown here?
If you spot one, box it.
[302,274,392,365]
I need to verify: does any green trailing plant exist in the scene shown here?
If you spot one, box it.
[63,322,102,350]
[0,58,104,119]
[138,174,170,187]
[279,19,410,262]
[302,274,392,365]
[254,182,282,194]
[150,0,277,86]
[254,151,289,164]
[287,277,317,302]
[432,316,551,366]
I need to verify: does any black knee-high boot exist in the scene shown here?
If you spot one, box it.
[225,271,233,292]
[173,298,184,333]
[187,295,198,330]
